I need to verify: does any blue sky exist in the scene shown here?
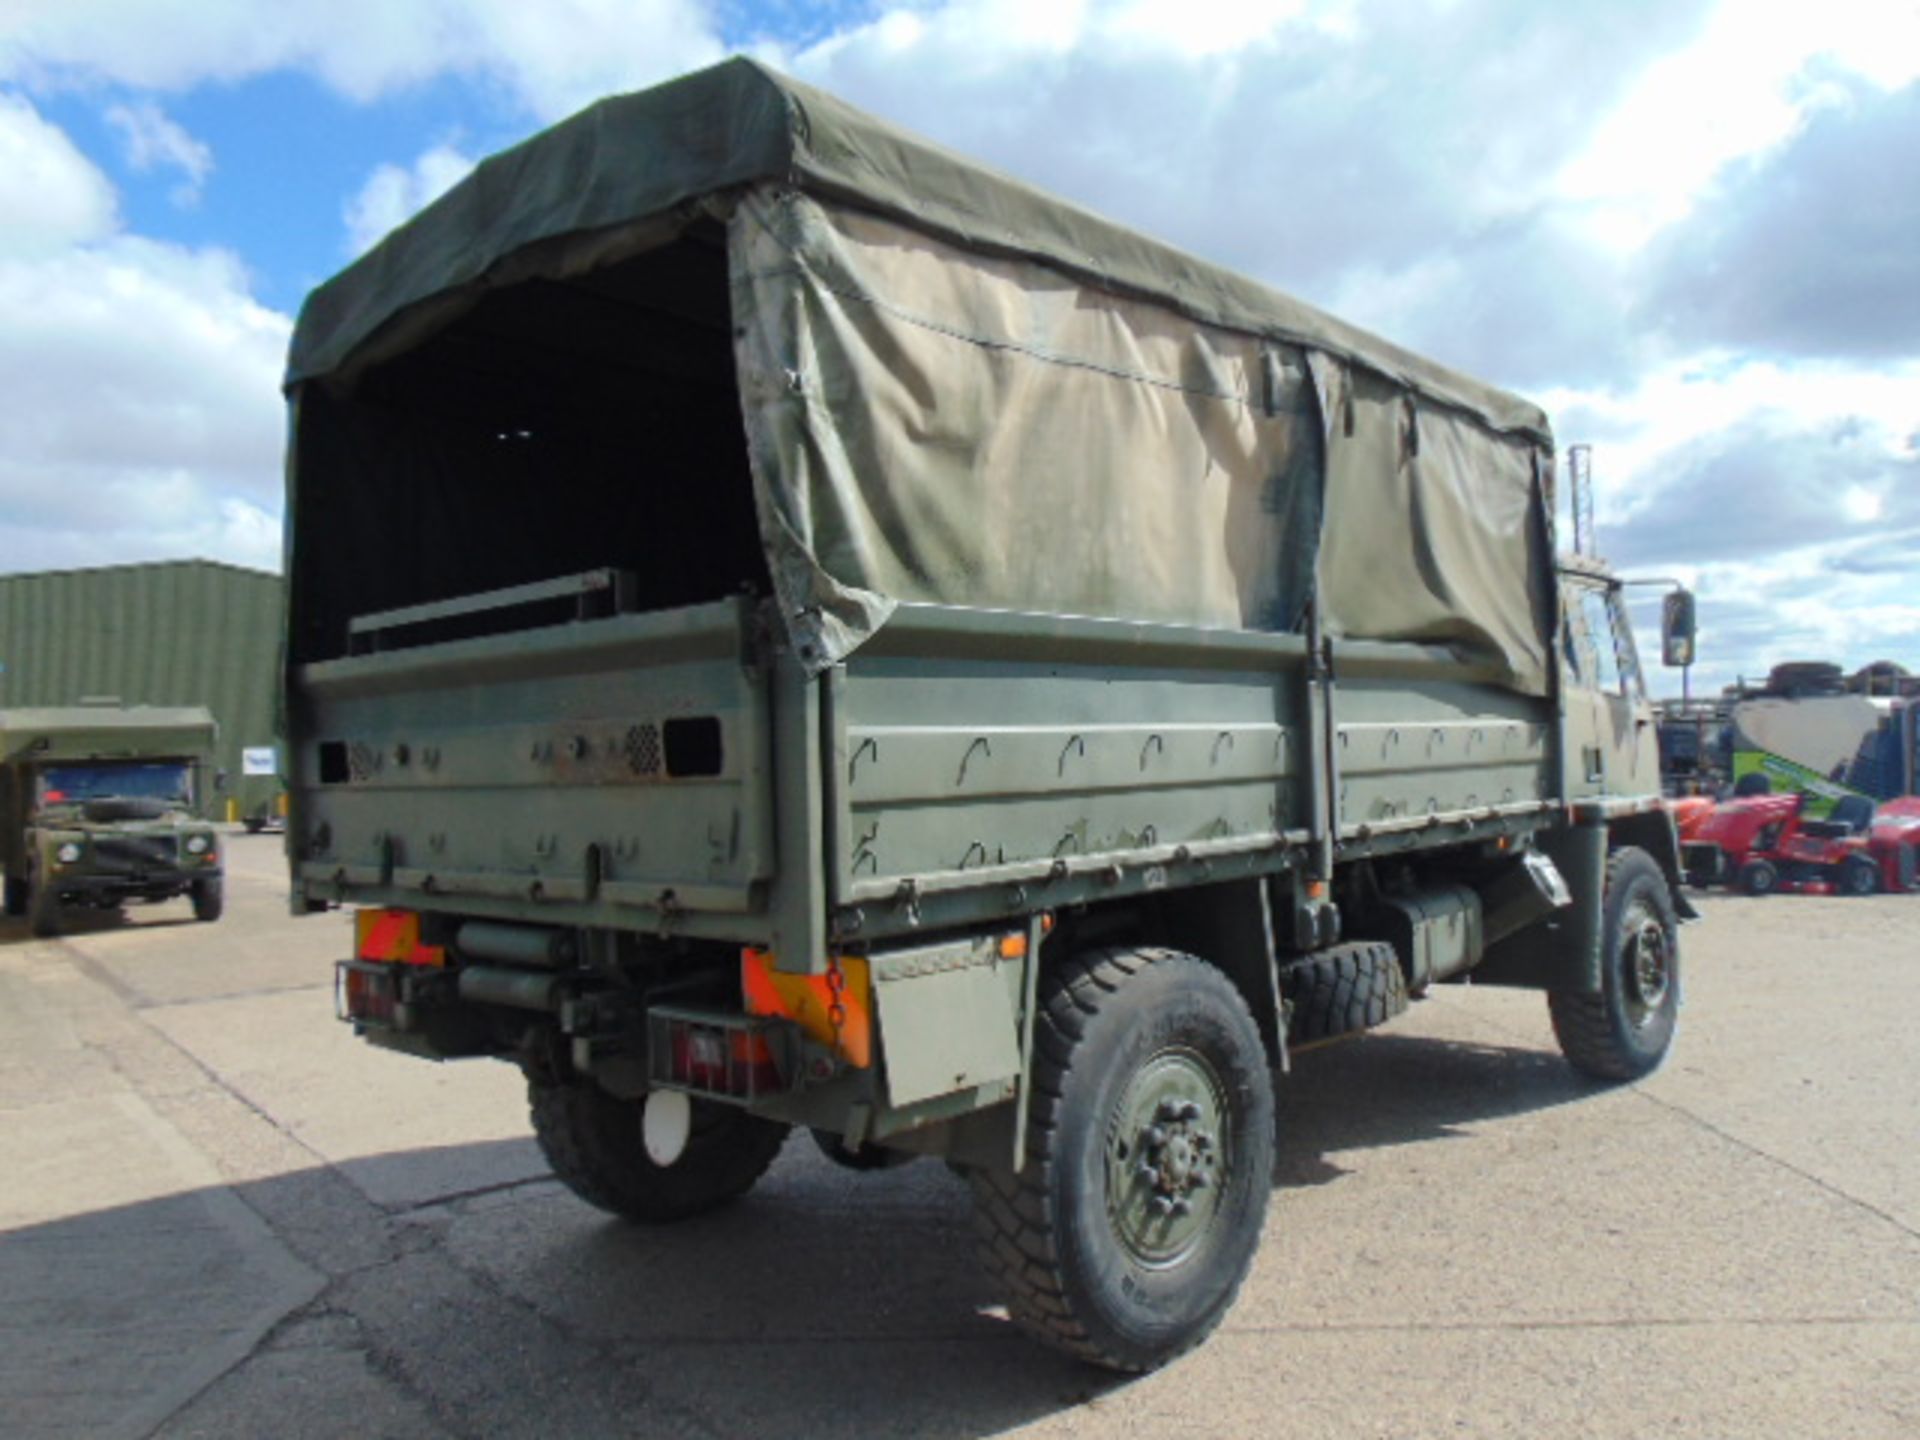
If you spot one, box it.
[1,0,1916,693]
[39,72,476,307]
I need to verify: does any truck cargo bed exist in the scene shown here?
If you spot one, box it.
[293,587,1554,953]
[294,596,773,936]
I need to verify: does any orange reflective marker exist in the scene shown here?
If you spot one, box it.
[740,948,872,1068]
[354,908,445,966]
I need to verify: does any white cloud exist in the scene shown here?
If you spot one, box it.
[1553,0,1920,251]
[0,235,291,571]
[1541,356,1920,526]
[1576,397,1920,693]
[104,99,214,206]
[0,0,724,119]
[1840,487,1883,524]
[344,143,476,255]
[451,0,725,118]
[0,96,289,575]
[0,0,1914,691]
[1103,0,1307,59]
[0,90,116,258]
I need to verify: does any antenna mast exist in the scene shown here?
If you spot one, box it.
[1567,443,1596,557]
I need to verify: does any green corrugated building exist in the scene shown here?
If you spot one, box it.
[0,560,283,824]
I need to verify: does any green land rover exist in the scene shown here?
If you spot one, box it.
[1,705,225,937]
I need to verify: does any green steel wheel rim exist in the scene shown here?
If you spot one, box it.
[1104,1046,1230,1269]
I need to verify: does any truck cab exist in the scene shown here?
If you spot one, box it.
[1560,559,1664,802]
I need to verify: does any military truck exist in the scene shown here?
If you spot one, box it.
[1,705,224,936]
[285,60,1696,1371]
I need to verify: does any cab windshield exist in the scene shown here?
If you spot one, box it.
[38,761,193,808]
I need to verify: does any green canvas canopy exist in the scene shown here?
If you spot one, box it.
[289,58,1549,440]
[286,58,1557,695]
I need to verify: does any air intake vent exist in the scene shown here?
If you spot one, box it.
[624,723,662,777]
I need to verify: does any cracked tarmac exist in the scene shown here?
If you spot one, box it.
[3,837,1917,1438]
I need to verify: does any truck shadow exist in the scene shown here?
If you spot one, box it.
[9,1032,1595,1438]
[1276,1029,1595,1187]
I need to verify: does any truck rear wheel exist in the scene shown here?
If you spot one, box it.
[970,947,1274,1372]
[1548,847,1679,1082]
[529,1081,789,1223]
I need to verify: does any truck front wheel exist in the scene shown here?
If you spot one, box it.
[1548,846,1680,1081]
[529,1081,789,1223]
[970,947,1274,1372]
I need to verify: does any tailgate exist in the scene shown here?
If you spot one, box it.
[290,597,772,934]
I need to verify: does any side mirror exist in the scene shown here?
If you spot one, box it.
[214,768,230,793]
[1661,589,1697,668]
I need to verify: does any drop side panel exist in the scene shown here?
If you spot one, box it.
[290,598,774,938]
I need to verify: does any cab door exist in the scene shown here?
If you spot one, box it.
[1563,579,1652,797]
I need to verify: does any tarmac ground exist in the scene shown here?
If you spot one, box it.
[3,834,1917,1439]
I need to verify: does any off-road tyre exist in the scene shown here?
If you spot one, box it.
[969,948,1274,1373]
[1838,855,1880,897]
[529,1081,789,1223]
[1548,847,1680,1082]
[190,878,225,922]
[1282,940,1410,1044]
[1737,857,1779,896]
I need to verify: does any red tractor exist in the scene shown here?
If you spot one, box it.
[1681,788,1916,896]
[1871,797,1920,883]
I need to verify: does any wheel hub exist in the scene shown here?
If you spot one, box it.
[1107,1051,1228,1266]
[1623,906,1671,1026]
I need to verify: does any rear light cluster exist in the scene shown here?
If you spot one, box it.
[648,1006,785,1100]
[335,910,446,1032]
[335,960,400,1027]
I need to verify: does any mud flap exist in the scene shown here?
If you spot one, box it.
[1472,822,1606,995]
[868,934,1024,1120]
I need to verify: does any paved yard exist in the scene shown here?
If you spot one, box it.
[3,836,1916,1438]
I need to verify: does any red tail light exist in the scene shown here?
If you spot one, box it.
[335,960,399,1026]
[656,1011,783,1098]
